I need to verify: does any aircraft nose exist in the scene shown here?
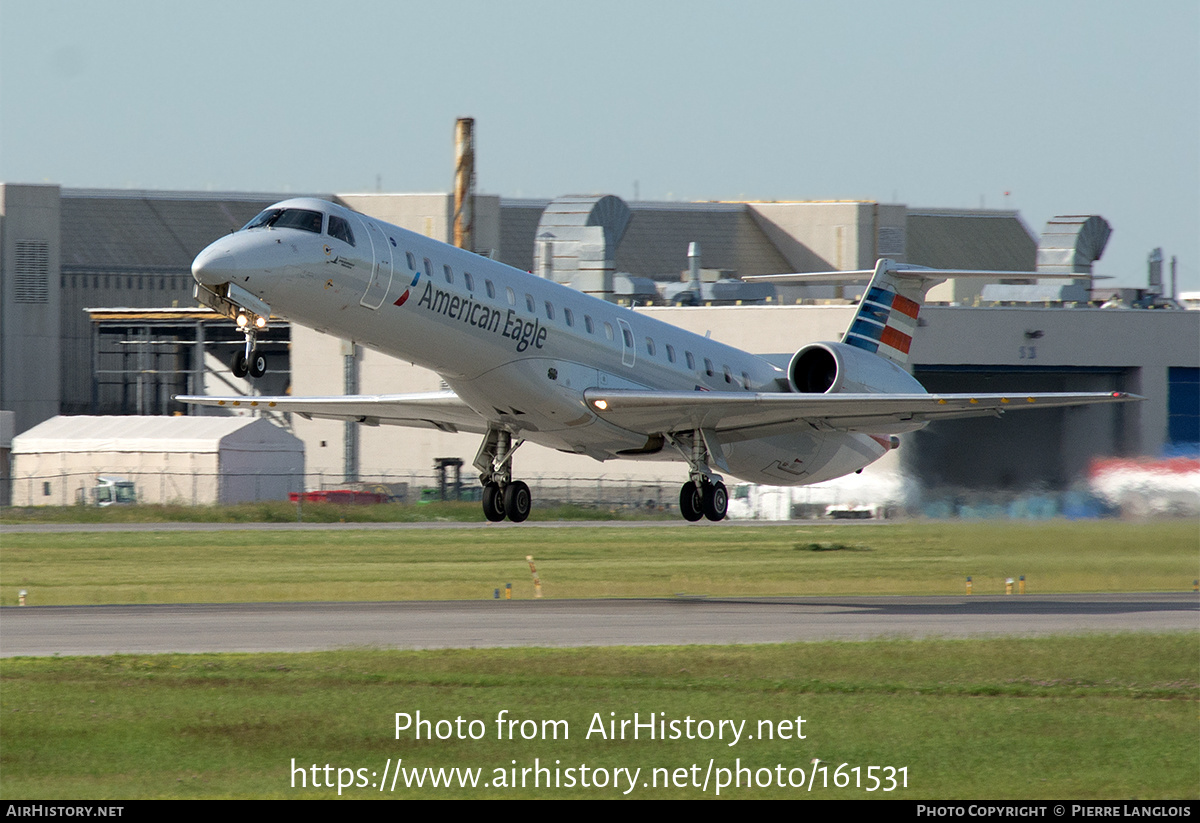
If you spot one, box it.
[192,244,239,286]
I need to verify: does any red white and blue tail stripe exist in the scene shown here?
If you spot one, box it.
[845,284,921,363]
[840,258,943,366]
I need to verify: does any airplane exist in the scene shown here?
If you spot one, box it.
[179,197,1139,523]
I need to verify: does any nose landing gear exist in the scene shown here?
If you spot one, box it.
[231,315,269,379]
[231,349,268,379]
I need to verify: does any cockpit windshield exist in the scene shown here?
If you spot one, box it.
[241,208,324,234]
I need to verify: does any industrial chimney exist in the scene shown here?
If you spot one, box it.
[454,118,475,251]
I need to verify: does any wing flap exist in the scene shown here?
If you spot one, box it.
[175,391,488,434]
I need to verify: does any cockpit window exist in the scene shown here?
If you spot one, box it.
[241,208,323,234]
[242,209,279,230]
[328,215,355,246]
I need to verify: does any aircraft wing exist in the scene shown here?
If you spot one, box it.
[175,391,489,434]
[582,389,1141,440]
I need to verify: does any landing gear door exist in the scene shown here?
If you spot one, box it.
[359,219,394,309]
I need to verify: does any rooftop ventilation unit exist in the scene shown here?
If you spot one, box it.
[982,214,1111,304]
[533,195,632,302]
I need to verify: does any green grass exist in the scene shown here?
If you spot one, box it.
[1,637,1195,799]
[2,522,1196,799]
[1,521,1195,605]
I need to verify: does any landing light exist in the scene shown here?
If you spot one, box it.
[594,399,608,411]
[236,313,249,328]
[254,315,267,329]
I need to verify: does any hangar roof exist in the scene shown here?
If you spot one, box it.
[13,415,302,454]
[59,190,328,270]
[55,189,1040,282]
[905,209,1037,271]
[500,199,791,279]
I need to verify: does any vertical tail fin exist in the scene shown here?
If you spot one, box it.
[842,259,939,366]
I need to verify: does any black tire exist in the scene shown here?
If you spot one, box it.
[503,481,531,523]
[679,481,704,522]
[482,482,506,522]
[231,351,249,378]
[248,352,267,378]
[703,481,728,522]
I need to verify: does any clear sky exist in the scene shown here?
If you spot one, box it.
[2,0,1197,290]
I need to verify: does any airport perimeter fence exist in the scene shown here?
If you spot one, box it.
[6,469,1195,519]
[4,468,682,513]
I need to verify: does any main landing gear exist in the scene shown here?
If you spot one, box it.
[475,428,531,523]
[679,477,728,522]
[669,429,728,522]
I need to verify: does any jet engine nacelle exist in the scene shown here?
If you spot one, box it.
[788,342,926,395]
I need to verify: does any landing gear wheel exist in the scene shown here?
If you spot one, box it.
[679,482,704,522]
[503,481,531,523]
[248,352,267,378]
[703,481,728,522]
[482,482,506,522]
[231,351,249,378]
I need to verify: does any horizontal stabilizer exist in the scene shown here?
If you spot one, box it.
[745,263,1087,286]
[748,258,1091,367]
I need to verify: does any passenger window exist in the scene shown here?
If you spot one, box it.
[646,338,656,356]
[443,264,453,284]
[424,259,434,278]
[666,344,676,363]
[464,272,474,291]
[526,294,535,312]
[622,327,634,347]
[585,316,594,334]
[564,307,574,327]
[485,280,496,298]
[723,365,732,384]
[328,215,356,246]
[506,287,516,306]
[705,358,714,377]
[742,371,751,389]
[406,251,416,270]
[686,352,695,370]
[604,323,614,341]
[544,301,554,320]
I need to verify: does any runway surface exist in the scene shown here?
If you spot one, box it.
[2,593,1195,657]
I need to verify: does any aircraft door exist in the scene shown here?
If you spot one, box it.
[359,219,394,309]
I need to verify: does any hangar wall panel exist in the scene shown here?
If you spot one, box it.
[1,184,62,435]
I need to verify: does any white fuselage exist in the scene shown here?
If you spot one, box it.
[192,198,889,485]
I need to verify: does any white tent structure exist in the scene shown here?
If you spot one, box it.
[12,416,303,506]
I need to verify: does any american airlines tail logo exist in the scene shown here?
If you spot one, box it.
[844,285,919,363]
[393,270,422,307]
